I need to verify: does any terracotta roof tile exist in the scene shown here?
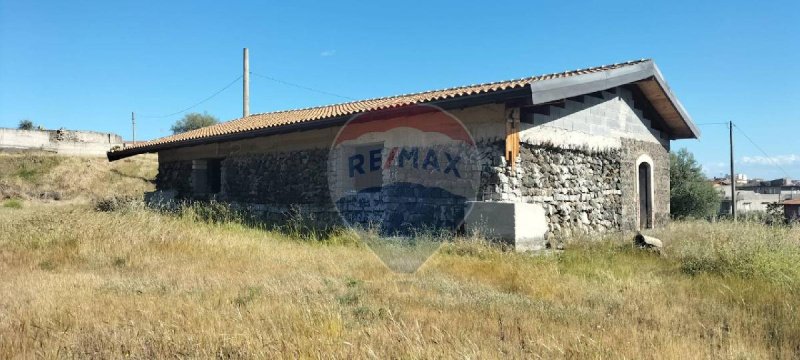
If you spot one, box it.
[113,59,649,155]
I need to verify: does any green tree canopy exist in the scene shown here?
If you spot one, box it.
[670,148,721,219]
[17,119,34,130]
[170,112,219,134]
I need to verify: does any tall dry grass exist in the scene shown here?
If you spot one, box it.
[1,202,798,358]
[0,152,156,202]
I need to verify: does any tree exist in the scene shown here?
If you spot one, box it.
[18,119,34,130]
[670,148,721,219]
[170,112,219,134]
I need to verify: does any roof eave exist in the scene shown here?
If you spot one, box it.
[528,60,700,140]
[649,62,701,139]
[107,86,532,161]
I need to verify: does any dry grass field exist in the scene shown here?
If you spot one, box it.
[0,152,156,201]
[1,153,799,358]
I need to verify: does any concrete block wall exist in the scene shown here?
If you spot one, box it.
[521,87,669,151]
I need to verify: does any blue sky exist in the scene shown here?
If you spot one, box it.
[1,0,798,179]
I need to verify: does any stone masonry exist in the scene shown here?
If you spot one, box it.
[620,138,670,230]
[155,161,192,198]
[153,86,672,241]
[480,141,623,241]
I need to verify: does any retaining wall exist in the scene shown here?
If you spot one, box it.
[0,128,123,156]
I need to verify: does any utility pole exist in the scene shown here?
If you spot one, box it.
[729,120,736,221]
[243,48,250,117]
[131,112,136,145]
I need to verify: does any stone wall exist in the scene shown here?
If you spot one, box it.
[218,145,483,233]
[155,160,193,198]
[154,137,664,239]
[480,141,623,241]
[221,149,342,225]
[620,138,670,230]
[221,149,330,205]
[153,104,507,233]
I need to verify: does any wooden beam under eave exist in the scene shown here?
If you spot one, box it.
[636,79,693,138]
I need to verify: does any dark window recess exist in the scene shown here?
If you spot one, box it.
[207,159,222,194]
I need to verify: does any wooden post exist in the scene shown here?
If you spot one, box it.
[729,121,736,221]
[505,108,520,168]
[243,48,250,118]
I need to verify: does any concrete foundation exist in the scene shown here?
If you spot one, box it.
[464,201,548,251]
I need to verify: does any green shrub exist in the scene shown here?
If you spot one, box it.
[9,156,62,183]
[2,199,22,209]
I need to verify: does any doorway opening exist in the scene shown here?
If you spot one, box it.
[638,162,652,229]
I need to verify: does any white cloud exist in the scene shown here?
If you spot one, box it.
[740,154,800,166]
[320,50,336,57]
[702,162,728,177]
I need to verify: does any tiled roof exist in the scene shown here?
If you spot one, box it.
[784,199,800,205]
[112,59,650,155]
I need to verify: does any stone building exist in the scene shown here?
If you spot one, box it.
[109,59,699,250]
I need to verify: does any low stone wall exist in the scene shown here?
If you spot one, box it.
[0,128,123,156]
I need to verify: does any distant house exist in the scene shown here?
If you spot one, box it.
[715,177,800,216]
[784,199,800,222]
[717,187,780,215]
[739,178,800,201]
[108,59,699,250]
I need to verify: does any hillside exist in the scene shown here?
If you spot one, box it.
[0,152,156,202]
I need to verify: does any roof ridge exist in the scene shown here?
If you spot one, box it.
[244,75,534,119]
[243,58,650,119]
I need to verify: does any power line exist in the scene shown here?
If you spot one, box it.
[139,75,243,119]
[696,122,728,126]
[249,72,356,101]
[733,123,793,178]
